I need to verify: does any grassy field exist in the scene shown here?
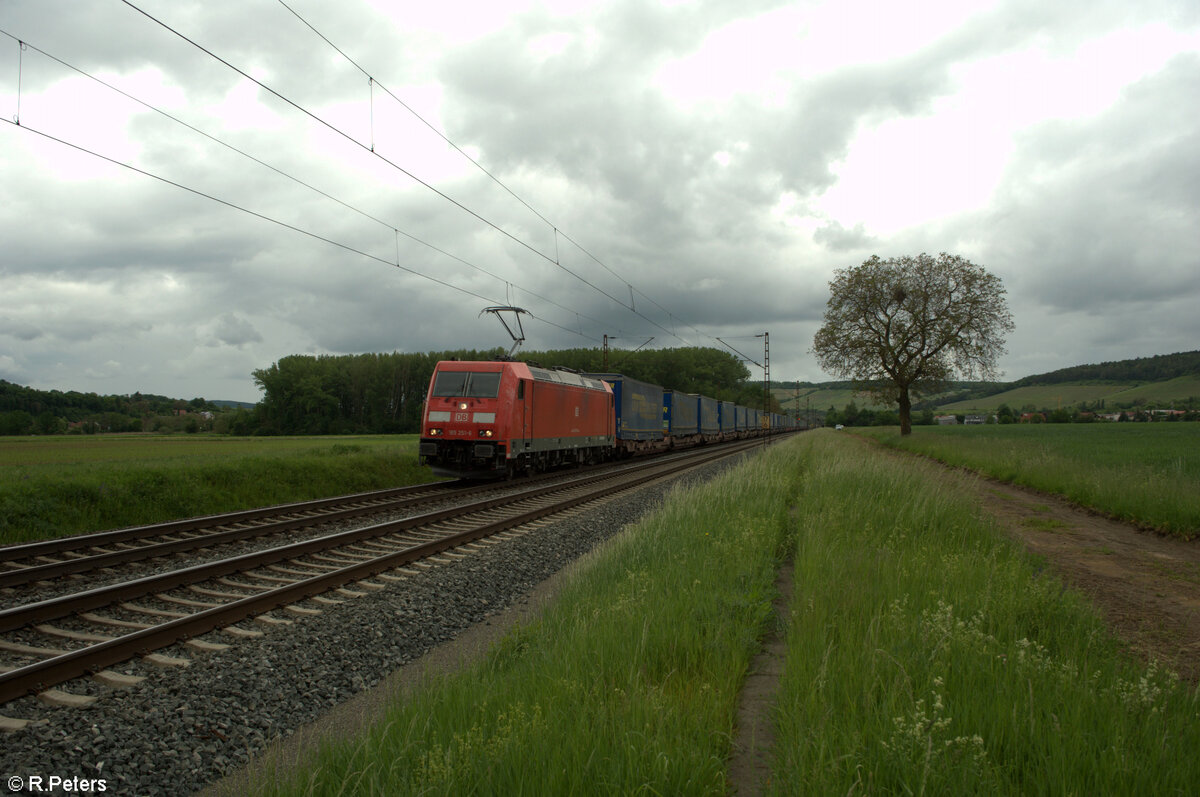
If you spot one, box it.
[251,432,1199,795]
[772,433,1199,794]
[854,424,1200,538]
[772,387,890,414]
[1109,374,1200,405]
[0,434,433,545]
[936,384,1132,412]
[937,375,1200,413]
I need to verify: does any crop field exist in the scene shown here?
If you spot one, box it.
[0,434,417,470]
[772,387,889,414]
[937,375,1200,413]
[855,423,1200,538]
[1110,374,1200,404]
[936,384,1132,412]
[0,434,430,545]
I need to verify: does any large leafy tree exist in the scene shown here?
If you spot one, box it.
[812,253,1014,435]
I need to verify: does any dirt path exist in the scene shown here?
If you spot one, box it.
[726,559,794,796]
[972,475,1200,682]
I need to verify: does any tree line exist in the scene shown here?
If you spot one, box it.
[0,380,221,435]
[1,347,780,436]
[1011,350,1200,387]
[823,400,1200,427]
[248,346,779,436]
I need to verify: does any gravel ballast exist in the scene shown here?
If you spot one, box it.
[1,456,746,796]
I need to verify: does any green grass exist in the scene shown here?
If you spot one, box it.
[856,424,1200,538]
[0,435,432,544]
[936,375,1200,413]
[260,440,804,795]
[771,431,1200,795]
[0,434,412,470]
[937,384,1133,412]
[248,432,1199,795]
[773,387,890,414]
[1107,374,1200,405]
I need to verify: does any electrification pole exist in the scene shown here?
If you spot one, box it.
[755,332,769,432]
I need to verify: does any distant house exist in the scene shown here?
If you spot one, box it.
[964,415,986,425]
[935,415,958,425]
[1019,412,1046,423]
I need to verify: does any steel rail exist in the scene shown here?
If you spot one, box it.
[0,442,756,633]
[0,483,477,589]
[0,440,761,704]
[0,482,458,563]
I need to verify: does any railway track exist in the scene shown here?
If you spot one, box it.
[0,482,485,592]
[0,438,767,714]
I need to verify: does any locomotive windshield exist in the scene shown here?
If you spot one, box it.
[431,370,502,398]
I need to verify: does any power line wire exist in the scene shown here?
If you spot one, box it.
[1,116,597,342]
[271,0,706,346]
[0,27,613,340]
[118,0,652,325]
[6,10,715,351]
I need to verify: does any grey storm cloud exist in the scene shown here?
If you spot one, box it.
[1,0,1197,401]
[212,313,263,348]
[981,53,1200,314]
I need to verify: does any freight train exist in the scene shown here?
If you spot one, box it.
[418,359,797,479]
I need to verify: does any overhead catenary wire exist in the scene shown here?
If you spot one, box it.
[271,0,715,347]
[1,115,597,344]
[117,0,661,333]
[5,9,747,354]
[0,27,613,341]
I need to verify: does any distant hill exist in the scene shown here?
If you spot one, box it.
[211,400,256,410]
[938,375,1200,413]
[777,350,1200,419]
[938,351,1200,412]
[1011,350,1200,387]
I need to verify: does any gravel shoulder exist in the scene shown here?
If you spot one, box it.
[197,544,584,796]
[0,457,745,796]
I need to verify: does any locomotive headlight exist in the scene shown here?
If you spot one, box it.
[428,428,443,436]
[479,429,493,437]
[459,401,469,411]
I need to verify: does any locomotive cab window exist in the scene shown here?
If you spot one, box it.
[432,371,502,398]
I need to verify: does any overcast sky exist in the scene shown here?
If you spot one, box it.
[1,0,1197,403]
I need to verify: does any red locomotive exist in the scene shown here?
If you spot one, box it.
[420,358,800,479]
[418,360,614,479]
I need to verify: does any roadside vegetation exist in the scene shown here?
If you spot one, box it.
[773,432,1200,794]
[0,435,430,545]
[262,440,803,795]
[856,424,1200,539]
[254,432,1198,794]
